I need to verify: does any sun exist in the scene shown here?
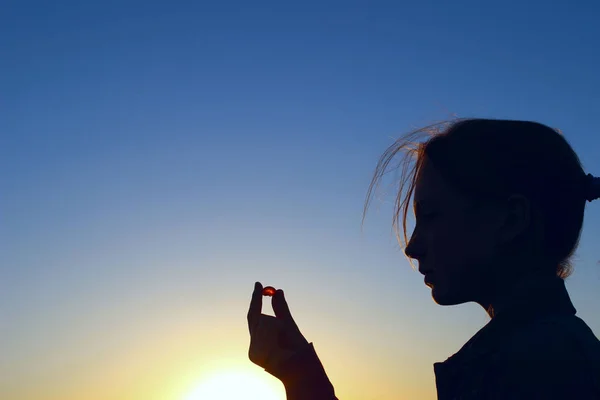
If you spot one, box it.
[182,367,284,400]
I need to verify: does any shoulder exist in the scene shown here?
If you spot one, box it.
[496,314,599,362]
[485,315,600,399]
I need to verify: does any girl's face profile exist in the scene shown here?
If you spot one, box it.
[405,157,503,306]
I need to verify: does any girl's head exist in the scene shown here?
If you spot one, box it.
[366,119,600,308]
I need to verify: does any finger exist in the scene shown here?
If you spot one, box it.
[247,282,263,334]
[248,315,279,366]
[272,289,293,321]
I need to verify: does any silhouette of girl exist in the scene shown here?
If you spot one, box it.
[247,119,600,399]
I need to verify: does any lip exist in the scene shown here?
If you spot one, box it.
[424,275,435,286]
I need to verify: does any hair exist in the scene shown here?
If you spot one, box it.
[364,118,599,279]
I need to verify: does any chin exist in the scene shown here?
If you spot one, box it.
[431,286,467,306]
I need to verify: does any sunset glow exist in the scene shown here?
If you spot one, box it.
[182,368,284,400]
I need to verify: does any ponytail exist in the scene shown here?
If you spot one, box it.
[584,174,600,202]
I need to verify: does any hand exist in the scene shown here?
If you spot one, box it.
[247,282,310,377]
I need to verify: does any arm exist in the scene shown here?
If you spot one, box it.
[266,343,338,400]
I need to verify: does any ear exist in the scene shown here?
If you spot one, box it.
[497,194,532,244]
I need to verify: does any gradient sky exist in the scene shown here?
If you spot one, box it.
[2,1,600,399]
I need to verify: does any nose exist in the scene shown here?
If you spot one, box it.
[405,234,431,275]
[404,235,424,261]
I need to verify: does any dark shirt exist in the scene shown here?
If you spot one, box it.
[270,276,600,399]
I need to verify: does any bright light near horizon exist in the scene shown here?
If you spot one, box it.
[182,367,284,400]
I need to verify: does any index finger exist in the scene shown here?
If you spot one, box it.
[247,281,263,334]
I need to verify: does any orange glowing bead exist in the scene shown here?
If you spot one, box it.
[262,286,276,296]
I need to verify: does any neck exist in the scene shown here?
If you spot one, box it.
[477,270,563,319]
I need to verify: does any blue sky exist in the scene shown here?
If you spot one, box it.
[2,1,600,399]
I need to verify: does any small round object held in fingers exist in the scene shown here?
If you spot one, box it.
[262,286,277,296]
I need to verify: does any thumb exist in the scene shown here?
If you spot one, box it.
[272,289,293,321]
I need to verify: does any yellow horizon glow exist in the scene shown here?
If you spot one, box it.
[181,366,284,400]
